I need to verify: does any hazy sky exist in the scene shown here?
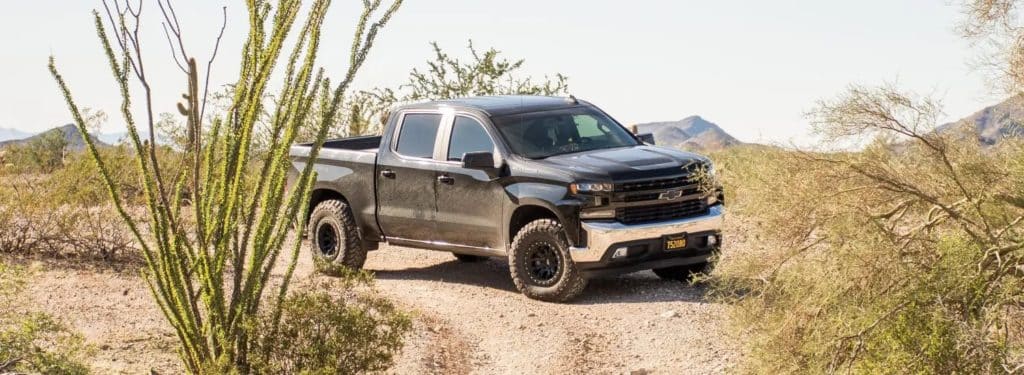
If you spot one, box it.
[0,0,1003,144]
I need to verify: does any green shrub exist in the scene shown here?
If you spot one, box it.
[248,274,411,374]
[2,128,70,174]
[48,145,175,207]
[710,86,1024,373]
[0,263,91,374]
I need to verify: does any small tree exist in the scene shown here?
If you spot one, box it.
[403,40,569,101]
[711,85,1024,373]
[16,128,69,173]
[345,40,570,136]
[49,0,403,372]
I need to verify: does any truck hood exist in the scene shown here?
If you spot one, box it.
[536,145,708,181]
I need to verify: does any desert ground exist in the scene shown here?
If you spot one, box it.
[21,242,739,374]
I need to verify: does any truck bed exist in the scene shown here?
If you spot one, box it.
[290,134,381,243]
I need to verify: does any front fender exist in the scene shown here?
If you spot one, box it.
[503,182,584,246]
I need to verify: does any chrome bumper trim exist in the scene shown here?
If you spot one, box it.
[569,204,724,262]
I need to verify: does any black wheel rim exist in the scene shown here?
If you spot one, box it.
[316,222,339,257]
[525,242,560,286]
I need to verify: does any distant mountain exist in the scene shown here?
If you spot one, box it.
[0,124,109,150]
[634,116,741,152]
[938,95,1024,145]
[0,127,31,142]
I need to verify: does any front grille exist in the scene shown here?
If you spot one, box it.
[620,186,701,202]
[615,199,708,224]
[616,175,693,192]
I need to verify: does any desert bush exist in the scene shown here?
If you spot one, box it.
[711,85,1024,373]
[0,171,136,262]
[50,145,181,207]
[248,273,411,374]
[3,128,70,174]
[0,263,91,374]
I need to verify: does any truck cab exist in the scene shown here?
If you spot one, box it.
[290,95,723,302]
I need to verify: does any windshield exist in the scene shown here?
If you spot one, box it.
[492,107,639,159]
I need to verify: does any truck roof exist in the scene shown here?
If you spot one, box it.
[397,95,588,117]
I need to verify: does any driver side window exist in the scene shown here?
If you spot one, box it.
[447,116,495,161]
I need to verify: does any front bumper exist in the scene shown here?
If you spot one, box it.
[570,204,723,276]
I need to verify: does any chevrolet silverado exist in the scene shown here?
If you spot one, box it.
[289,95,723,302]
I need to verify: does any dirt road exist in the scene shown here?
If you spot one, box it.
[22,244,738,374]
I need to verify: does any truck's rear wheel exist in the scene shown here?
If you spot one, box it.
[452,253,488,262]
[652,262,710,282]
[309,199,366,276]
[507,219,587,302]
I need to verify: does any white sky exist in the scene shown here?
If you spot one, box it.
[0,0,1004,144]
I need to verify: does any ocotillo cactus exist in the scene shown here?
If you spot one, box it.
[49,0,403,372]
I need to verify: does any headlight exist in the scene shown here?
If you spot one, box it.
[569,182,613,194]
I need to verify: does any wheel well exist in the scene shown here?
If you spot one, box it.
[307,189,345,222]
[508,205,559,244]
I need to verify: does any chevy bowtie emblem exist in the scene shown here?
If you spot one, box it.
[658,189,683,201]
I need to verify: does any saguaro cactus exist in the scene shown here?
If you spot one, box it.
[49,0,402,372]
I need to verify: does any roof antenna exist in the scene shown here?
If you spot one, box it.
[568,94,578,104]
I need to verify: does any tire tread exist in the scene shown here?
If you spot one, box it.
[309,199,366,274]
[508,219,587,302]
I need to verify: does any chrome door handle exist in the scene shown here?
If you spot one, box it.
[380,169,396,178]
[437,175,454,184]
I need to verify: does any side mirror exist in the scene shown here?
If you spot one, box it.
[461,151,502,177]
[637,133,655,145]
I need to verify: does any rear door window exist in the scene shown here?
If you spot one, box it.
[395,113,443,158]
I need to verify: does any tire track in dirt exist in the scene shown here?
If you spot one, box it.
[361,244,738,374]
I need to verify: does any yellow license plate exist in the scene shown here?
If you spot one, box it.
[665,235,687,250]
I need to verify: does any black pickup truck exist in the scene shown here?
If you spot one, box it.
[290,95,723,302]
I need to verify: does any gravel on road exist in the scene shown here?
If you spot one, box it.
[22,243,739,374]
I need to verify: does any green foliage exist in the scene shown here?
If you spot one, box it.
[0,263,91,374]
[343,40,570,136]
[248,275,411,374]
[49,0,404,373]
[403,40,570,100]
[1,108,107,174]
[49,145,177,207]
[710,86,1024,373]
[4,128,70,173]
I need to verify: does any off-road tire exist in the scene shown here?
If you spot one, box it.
[508,219,587,302]
[309,199,366,276]
[652,262,710,282]
[453,253,488,262]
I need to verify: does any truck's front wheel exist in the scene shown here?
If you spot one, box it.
[508,219,587,302]
[309,199,366,276]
